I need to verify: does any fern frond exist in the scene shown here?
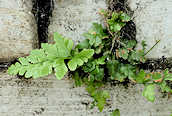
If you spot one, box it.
[8,32,74,80]
[68,49,94,71]
[8,32,94,80]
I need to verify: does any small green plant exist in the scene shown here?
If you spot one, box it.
[8,33,94,80]
[110,109,120,116]
[7,9,172,113]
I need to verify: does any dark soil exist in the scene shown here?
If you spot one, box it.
[32,0,54,47]
[0,59,18,72]
[139,56,172,71]
[0,63,9,71]
[108,0,134,15]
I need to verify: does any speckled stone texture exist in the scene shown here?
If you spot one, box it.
[0,0,33,12]
[128,0,172,59]
[48,0,107,44]
[0,8,38,62]
[0,0,38,62]
[0,72,172,116]
[1,0,172,116]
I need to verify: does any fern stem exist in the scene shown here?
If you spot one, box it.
[144,40,160,56]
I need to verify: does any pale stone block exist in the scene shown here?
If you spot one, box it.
[128,0,172,59]
[48,0,107,44]
[0,0,32,12]
[0,8,38,62]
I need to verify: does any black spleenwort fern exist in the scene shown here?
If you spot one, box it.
[8,10,172,113]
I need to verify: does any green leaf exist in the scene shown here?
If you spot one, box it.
[102,91,110,99]
[118,48,129,60]
[111,12,119,21]
[76,39,90,49]
[73,71,83,87]
[84,33,102,47]
[99,9,108,16]
[27,55,38,64]
[142,84,155,102]
[53,59,68,80]
[41,43,58,58]
[53,32,73,57]
[86,84,109,112]
[95,46,102,54]
[96,56,106,65]
[114,72,126,82]
[18,57,30,65]
[119,64,136,80]
[141,40,147,51]
[129,50,146,63]
[86,85,96,95]
[111,109,120,116]
[136,70,146,83]
[8,63,21,75]
[39,65,51,77]
[159,81,172,93]
[95,90,110,112]
[82,61,96,73]
[97,98,106,112]
[110,23,122,32]
[91,23,106,36]
[84,23,107,47]
[8,32,74,80]
[107,12,119,26]
[107,12,129,33]
[68,49,94,71]
[152,72,162,82]
[106,60,119,79]
[120,12,130,22]
[92,67,104,81]
[27,49,47,64]
[92,36,102,47]
[125,40,137,49]
[18,67,27,76]
[164,69,172,81]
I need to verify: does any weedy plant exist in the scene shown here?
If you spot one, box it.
[8,9,172,113]
[111,109,120,116]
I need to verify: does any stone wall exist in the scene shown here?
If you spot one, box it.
[48,0,107,44]
[0,0,32,12]
[0,0,172,116]
[0,72,172,116]
[128,0,172,59]
[0,0,37,62]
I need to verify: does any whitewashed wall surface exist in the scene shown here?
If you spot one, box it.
[128,0,172,59]
[0,0,172,116]
[0,0,37,62]
[48,0,107,44]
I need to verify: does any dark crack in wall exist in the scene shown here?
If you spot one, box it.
[32,0,54,47]
[107,0,172,72]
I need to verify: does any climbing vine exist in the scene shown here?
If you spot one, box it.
[7,9,172,114]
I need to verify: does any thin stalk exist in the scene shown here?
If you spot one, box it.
[144,40,160,56]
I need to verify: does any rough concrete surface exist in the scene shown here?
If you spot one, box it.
[0,8,38,62]
[0,71,172,116]
[48,0,107,44]
[0,0,32,12]
[128,0,172,59]
[1,0,172,116]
